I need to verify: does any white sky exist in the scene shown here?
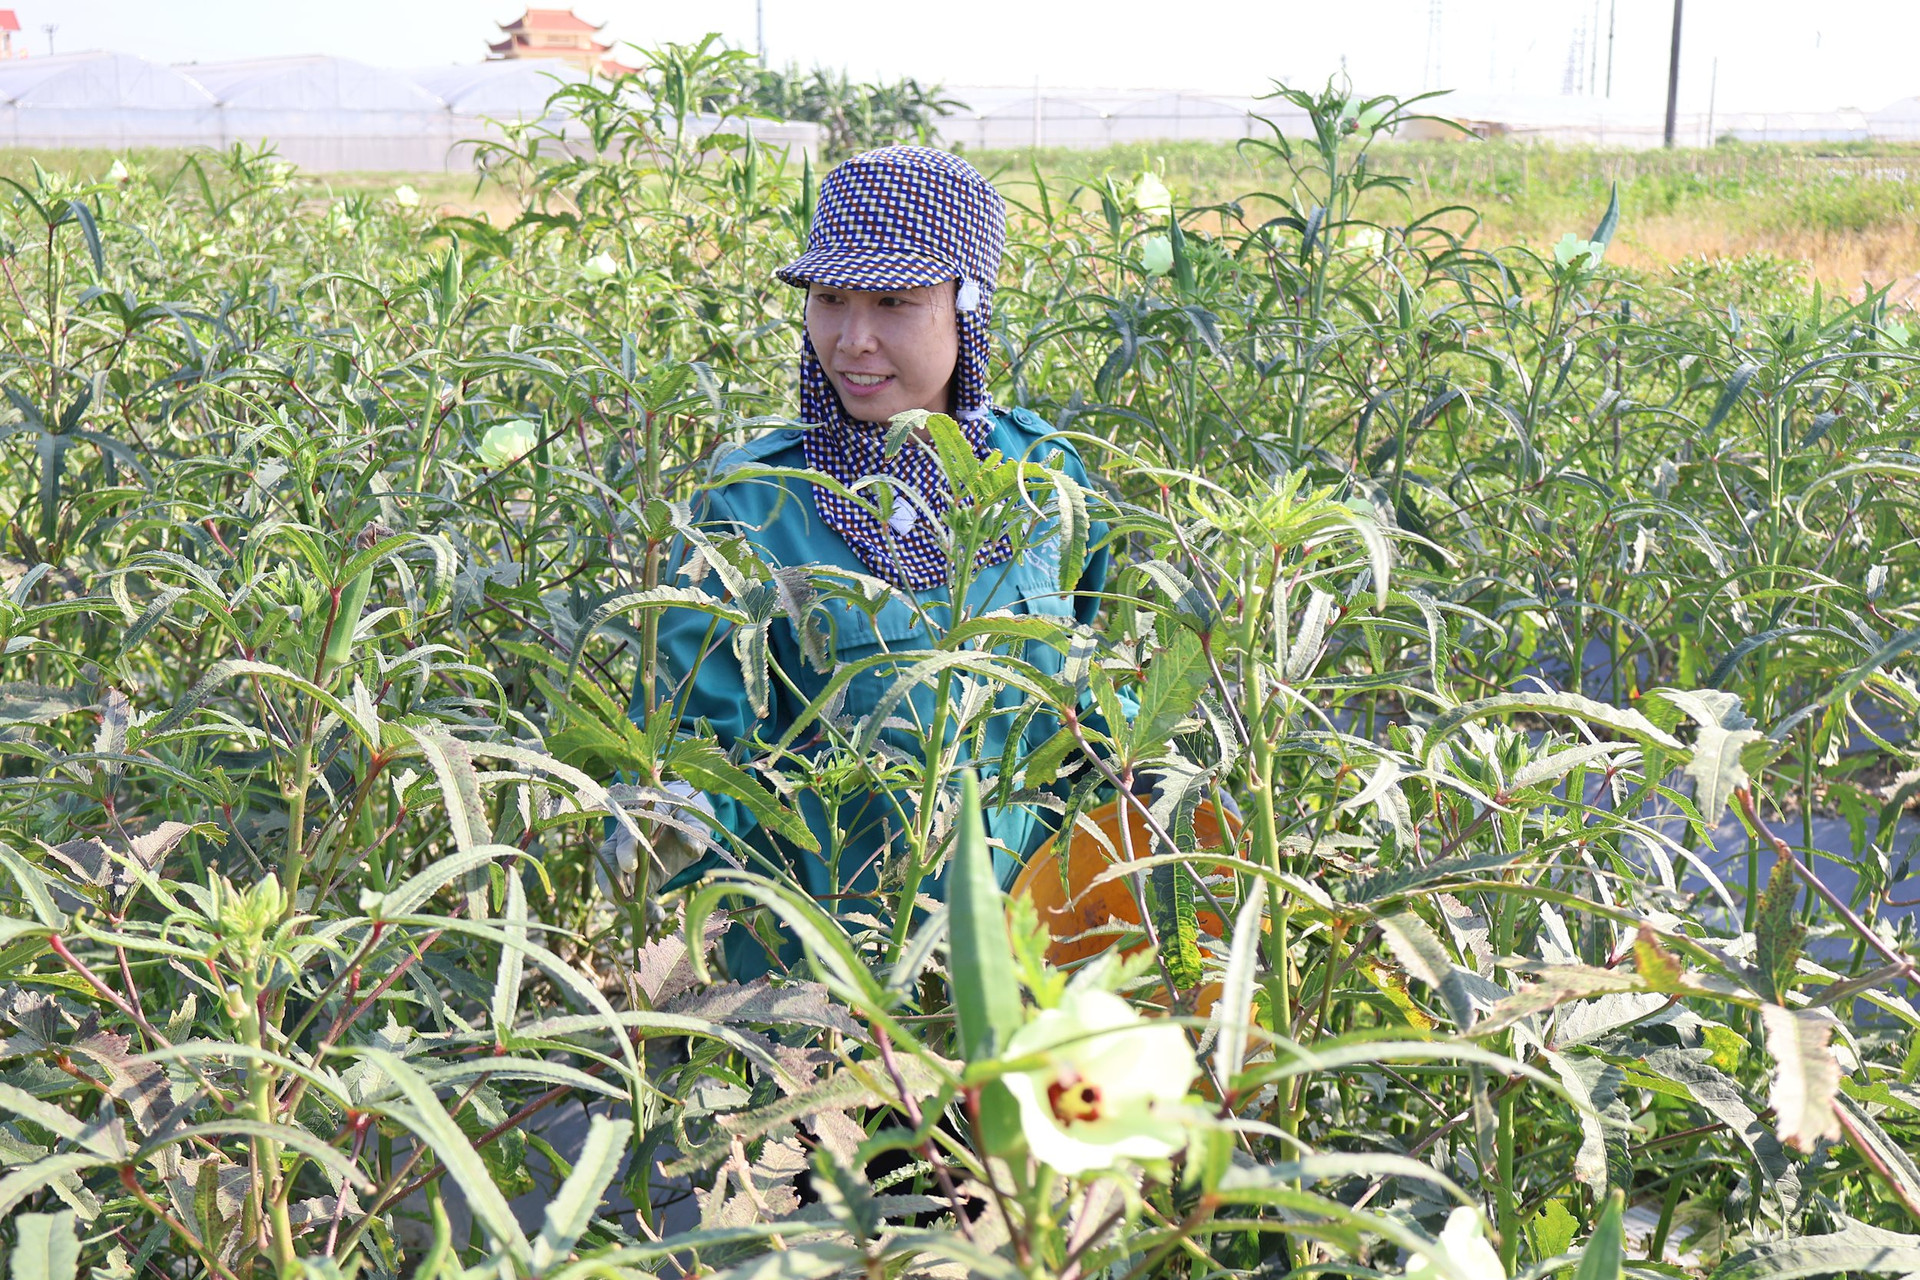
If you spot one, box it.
[31,0,1920,114]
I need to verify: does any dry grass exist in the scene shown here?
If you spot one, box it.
[1457,211,1920,304]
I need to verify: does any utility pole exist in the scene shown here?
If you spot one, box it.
[1705,56,1718,145]
[1663,0,1683,148]
[1589,0,1601,95]
[1605,0,1617,97]
[42,23,56,55]
[1423,0,1444,91]
[755,0,765,64]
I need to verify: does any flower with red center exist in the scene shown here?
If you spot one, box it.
[1002,986,1200,1176]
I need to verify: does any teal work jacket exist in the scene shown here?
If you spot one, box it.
[631,406,1113,973]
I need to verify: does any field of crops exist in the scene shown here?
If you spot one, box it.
[4,47,1920,1280]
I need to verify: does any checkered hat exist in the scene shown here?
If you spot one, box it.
[776,146,1013,590]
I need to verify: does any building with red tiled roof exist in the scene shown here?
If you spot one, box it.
[488,9,632,77]
[0,10,24,60]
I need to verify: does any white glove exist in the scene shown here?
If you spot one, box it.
[599,780,717,899]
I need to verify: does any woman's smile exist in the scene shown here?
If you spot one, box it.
[837,370,896,395]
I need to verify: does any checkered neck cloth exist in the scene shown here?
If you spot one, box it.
[776,146,1013,591]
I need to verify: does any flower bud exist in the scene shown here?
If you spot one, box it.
[1139,234,1174,277]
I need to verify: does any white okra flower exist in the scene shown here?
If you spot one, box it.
[1001,986,1200,1176]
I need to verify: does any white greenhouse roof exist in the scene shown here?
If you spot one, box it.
[0,51,219,148]
[180,56,445,114]
[936,86,1307,149]
[0,50,214,110]
[409,59,586,117]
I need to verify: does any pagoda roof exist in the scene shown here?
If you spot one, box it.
[0,11,21,33]
[497,8,604,34]
[489,33,614,55]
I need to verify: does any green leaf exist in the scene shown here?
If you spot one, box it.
[0,1154,111,1220]
[947,770,1023,1155]
[493,862,527,1047]
[1572,1188,1625,1280]
[1423,691,1682,762]
[1544,1050,1628,1195]
[533,1116,631,1270]
[151,658,380,750]
[0,683,90,726]
[1129,629,1210,757]
[809,1148,880,1241]
[666,737,818,853]
[1212,879,1266,1085]
[1149,857,1203,989]
[1835,1093,1920,1218]
[1530,1199,1579,1261]
[1377,909,1476,1028]
[403,726,489,855]
[1050,466,1088,593]
[353,1048,533,1267]
[1588,182,1621,253]
[1760,1004,1843,1154]
[9,1210,78,1280]
[1644,687,1773,824]
[0,844,69,930]
[1618,1043,1802,1213]
[1710,1221,1920,1279]
[1704,362,1761,439]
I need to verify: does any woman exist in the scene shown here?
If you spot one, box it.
[628,146,1116,977]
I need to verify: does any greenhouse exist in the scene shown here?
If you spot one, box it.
[1869,96,1920,141]
[182,55,454,172]
[0,52,821,170]
[0,51,218,150]
[935,86,1307,150]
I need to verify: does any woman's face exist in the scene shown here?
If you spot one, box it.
[805,281,959,424]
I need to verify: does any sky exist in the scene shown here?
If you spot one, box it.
[29,0,1920,115]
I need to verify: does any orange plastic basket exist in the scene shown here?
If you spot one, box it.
[1009,796,1243,968]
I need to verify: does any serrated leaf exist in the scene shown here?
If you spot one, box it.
[1377,909,1481,1028]
[1050,467,1088,592]
[1645,687,1771,823]
[1545,1050,1626,1195]
[666,737,818,853]
[1761,1004,1843,1153]
[1622,1044,1802,1213]
[809,1148,880,1241]
[1423,692,1681,761]
[1710,1219,1920,1279]
[403,726,488,855]
[1149,857,1203,989]
[1131,629,1209,754]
